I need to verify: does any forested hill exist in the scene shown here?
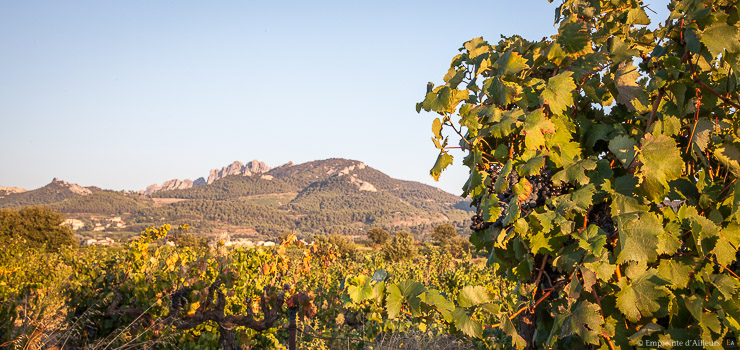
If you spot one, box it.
[0,159,472,238]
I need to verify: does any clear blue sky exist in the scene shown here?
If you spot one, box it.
[0,1,668,195]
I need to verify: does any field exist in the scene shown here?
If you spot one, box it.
[0,225,517,350]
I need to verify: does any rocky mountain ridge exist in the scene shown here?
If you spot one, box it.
[0,158,471,237]
[141,160,272,195]
[0,186,27,198]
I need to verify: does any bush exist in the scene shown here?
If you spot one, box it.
[313,234,357,259]
[431,223,457,245]
[382,230,417,262]
[367,227,390,246]
[176,233,209,250]
[0,206,75,252]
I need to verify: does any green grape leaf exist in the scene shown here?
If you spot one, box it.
[574,224,607,257]
[552,158,597,186]
[490,109,524,138]
[523,109,555,149]
[616,268,672,322]
[420,289,454,322]
[560,301,604,345]
[615,212,663,264]
[452,307,483,338]
[430,151,453,181]
[656,259,693,289]
[444,67,466,88]
[699,22,740,58]
[457,285,491,307]
[495,51,529,76]
[481,193,503,223]
[557,21,590,54]
[714,142,740,177]
[610,38,639,63]
[501,315,527,349]
[710,274,740,299]
[541,71,576,116]
[637,134,682,203]
[385,284,403,319]
[347,277,375,303]
[608,135,636,167]
[518,155,545,177]
[432,118,443,140]
[626,8,650,25]
[615,61,650,113]
[494,160,513,193]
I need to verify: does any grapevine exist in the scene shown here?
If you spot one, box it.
[419,0,740,348]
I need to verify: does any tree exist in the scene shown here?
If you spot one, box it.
[382,230,417,262]
[431,223,457,245]
[314,234,357,259]
[0,206,75,252]
[418,0,740,348]
[367,227,390,246]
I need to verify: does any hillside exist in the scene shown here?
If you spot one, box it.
[0,159,472,239]
[0,178,92,208]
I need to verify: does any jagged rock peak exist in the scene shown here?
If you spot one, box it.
[327,162,366,176]
[143,178,195,195]
[141,160,271,195]
[50,178,92,195]
[206,160,271,184]
[0,186,27,197]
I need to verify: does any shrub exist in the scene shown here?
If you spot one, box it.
[367,227,390,246]
[176,233,209,250]
[0,206,75,252]
[431,223,458,245]
[314,234,357,259]
[382,230,417,262]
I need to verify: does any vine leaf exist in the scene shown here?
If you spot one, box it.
[430,151,453,181]
[699,22,740,58]
[457,286,490,307]
[541,71,576,116]
[657,259,692,289]
[552,158,597,186]
[714,142,740,177]
[615,269,672,322]
[608,135,636,167]
[615,212,663,264]
[523,109,556,149]
[560,301,604,345]
[452,308,482,338]
[615,61,649,113]
[637,134,682,203]
[385,280,426,319]
[419,289,454,322]
[495,51,529,76]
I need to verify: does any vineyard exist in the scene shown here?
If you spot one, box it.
[1,225,514,349]
[3,0,740,348]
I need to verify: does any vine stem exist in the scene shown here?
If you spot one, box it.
[627,88,665,174]
[686,52,740,109]
[486,289,553,329]
[591,287,616,350]
[532,255,549,297]
[707,256,740,281]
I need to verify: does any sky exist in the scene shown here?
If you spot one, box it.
[0,1,669,195]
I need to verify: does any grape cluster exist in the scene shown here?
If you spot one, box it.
[470,212,491,231]
[471,164,564,231]
[171,286,192,311]
[588,202,616,237]
[521,168,562,210]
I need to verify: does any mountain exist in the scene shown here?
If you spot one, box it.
[0,159,472,239]
[0,178,92,208]
[140,160,271,195]
[0,187,27,198]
